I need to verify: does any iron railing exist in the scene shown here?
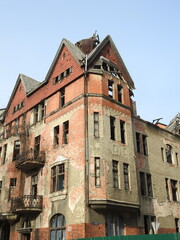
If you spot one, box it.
[15,150,45,166]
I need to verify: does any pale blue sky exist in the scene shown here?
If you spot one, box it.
[0,0,179,124]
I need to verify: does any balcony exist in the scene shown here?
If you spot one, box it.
[15,150,45,172]
[6,124,29,138]
[11,195,43,213]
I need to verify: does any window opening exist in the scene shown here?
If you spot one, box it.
[40,101,45,120]
[117,85,123,103]
[146,174,153,197]
[2,144,7,164]
[123,163,129,190]
[136,132,141,153]
[34,105,38,123]
[161,147,164,161]
[63,121,69,144]
[94,112,99,138]
[142,135,148,155]
[110,116,115,140]
[108,80,114,98]
[140,172,146,196]
[60,88,65,108]
[166,144,172,163]
[54,126,59,147]
[50,214,66,240]
[13,140,20,161]
[31,174,38,197]
[171,179,178,201]
[95,157,100,187]
[9,178,16,200]
[106,213,124,236]
[175,218,179,233]
[165,178,170,200]
[51,164,65,192]
[34,135,40,158]
[112,160,119,188]
[120,120,125,144]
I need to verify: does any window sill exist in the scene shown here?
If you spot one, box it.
[49,190,67,201]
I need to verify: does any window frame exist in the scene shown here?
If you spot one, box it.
[110,116,115,140]
[120,120,126,144]
[63,121,69,144]
[123,163,130,191]
[95,157,100,187]
[94,112,99,138]
[112,160,119,188]
[51,164,65,193]
[50,214,66,240]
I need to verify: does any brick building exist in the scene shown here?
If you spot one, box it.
[0,34,179,240]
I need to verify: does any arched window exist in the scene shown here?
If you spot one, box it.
[166,144,172,163]
[50,214,66,240]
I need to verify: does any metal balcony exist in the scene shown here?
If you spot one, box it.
[15,150,45,172]
[11,195,43,213]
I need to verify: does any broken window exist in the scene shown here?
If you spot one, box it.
[60,88,65,108]
[146,174,153,197]
[13,140,20,161]
[102,62,108,71]
[51,164,65,192]
[123,163,129,190]
[108,80,114,98]
[54,126,59,147]
[95,157,100,187]
[40,101,45,120]
[106,213,124,236]
[140,172,146,196]
[34,135,40,158]
[50,214,66,240]
[94,112,99,138]
[142,135,148,155]
[139,172,153,197]
[166,144,172,163]
[117,85,123,103]
[31,174,38,197]
[120,120,126,144]
[2,144,7,165]
[110,116,115,140]
[34,105,39,123]
[165,178,170,200]
[112,160,119,188]
[144,215,156,234]
[63,121,69,144]
[136,132,141,153]
[9,178,16,200]
[171,179,178,201]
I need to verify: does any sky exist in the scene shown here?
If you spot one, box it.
[0,0,179,125]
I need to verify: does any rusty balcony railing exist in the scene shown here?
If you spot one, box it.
[11,195,43,213]
[15,150,46,172]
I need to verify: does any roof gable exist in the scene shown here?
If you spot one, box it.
[5,74,40,117]
[45,39,85,83]
[87,35,135,89]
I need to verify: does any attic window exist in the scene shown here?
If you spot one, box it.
[93,65,101,69]
[13,101,24,114]
[53,67,72,84]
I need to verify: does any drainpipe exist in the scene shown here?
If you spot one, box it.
[84,54,89,225]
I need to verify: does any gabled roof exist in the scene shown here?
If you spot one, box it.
[6,74,40,112]
[87,35,135,89]
[44,38,85,83]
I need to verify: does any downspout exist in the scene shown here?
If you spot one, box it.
[84,54,90,226]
